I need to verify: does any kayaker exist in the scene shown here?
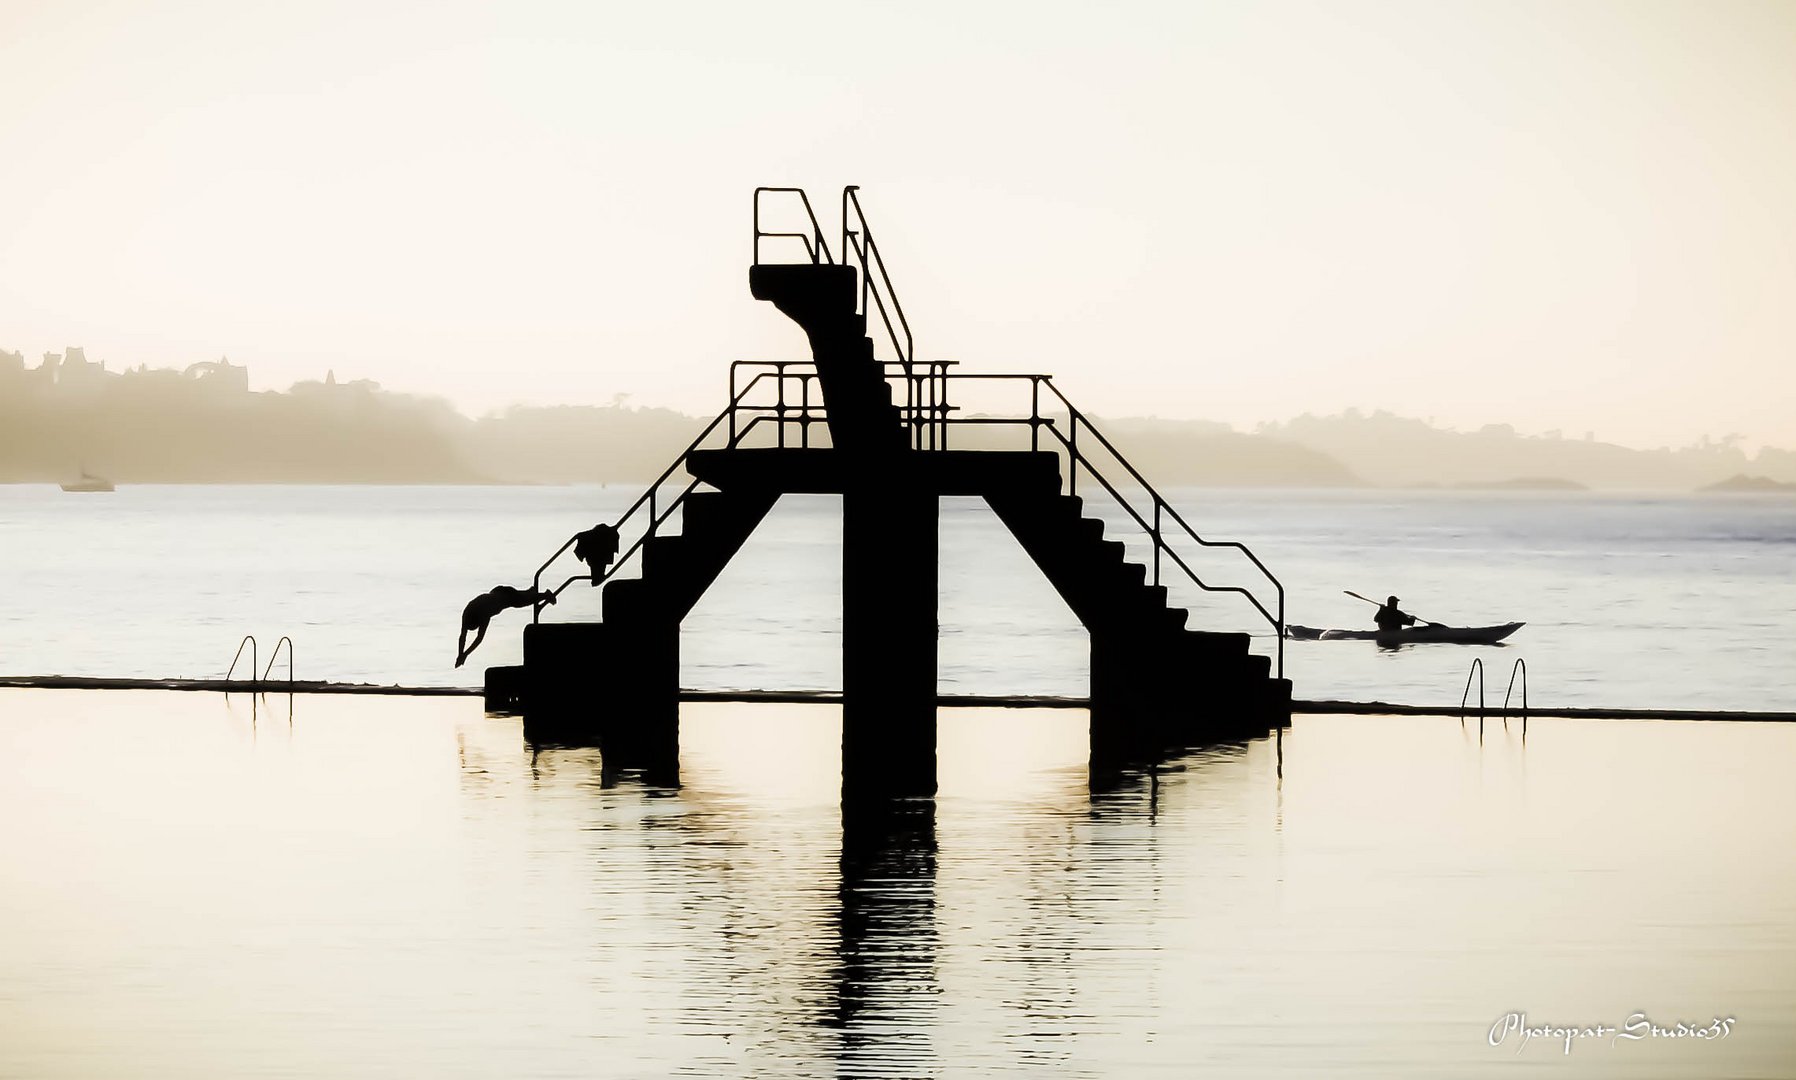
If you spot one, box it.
[1374,595,1418,633]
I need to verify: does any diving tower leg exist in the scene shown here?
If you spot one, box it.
[840,485,938,800]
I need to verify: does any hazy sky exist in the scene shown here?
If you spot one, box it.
[3,0,1793,449]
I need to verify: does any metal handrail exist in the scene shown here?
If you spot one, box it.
[1502,658,1527,718]
[530,370,813,617]
[1030,376,1285,676]
[1033,416,1284,675]
[841,186,914,370]
[262,636,294,689]
[865,370,1284,672]
[698,363,1286,674]
[842,186,924,443]
[226,635,257,684]
[728,359,960,451]
[535,183,1284,671]
[1460,657,1485,722]
[753,187,833,266]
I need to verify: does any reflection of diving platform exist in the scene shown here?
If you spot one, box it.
[490,187,1289,793]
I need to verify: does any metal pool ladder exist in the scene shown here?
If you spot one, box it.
[224,635,296,692]
[1460,658,1529,742]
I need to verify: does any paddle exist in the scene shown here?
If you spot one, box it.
[1344,590,1444,628]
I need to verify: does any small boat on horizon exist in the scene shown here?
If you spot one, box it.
[61,467,116,493]
[1285,622,1524,644]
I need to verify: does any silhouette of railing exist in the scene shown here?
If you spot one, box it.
[840,186,912,372]
[1458,654,1487,736]
[226,635,257,684]
[225,634,297,692]
[1460,657,1485,720]
[1023,374,1284,677]
[726,359,958,450]
[529,369,807,615]
[263,636,294,689]
[529,186,1286,676]
[753,186,942,450]
[721,363,1288,676]
[752,187,833,265]
[1502,658,1527,720]
[1463,657,1529,741]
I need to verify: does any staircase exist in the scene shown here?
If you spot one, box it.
[985,481,1289,746]
[748,188,911,454]
[597,489,778,626]
[493,185,1290,764]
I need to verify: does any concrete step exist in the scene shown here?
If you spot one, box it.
[680,490,735,534]
[1180,628,1254,657]
[601,577,657,622]
[640,533,685,578]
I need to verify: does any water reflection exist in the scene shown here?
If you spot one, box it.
[4,692,1794,1078]
[833,799,939,1077]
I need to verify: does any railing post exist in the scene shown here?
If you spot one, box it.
[777,369,787,449]
[1069,412,1079,498]
[1153,501,1161,586]
[937,366,948,450]
[933,362,948,445]
[1030,377,1041,452]
[1277,591,1285,680]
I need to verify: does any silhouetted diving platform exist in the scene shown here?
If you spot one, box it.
[686,446,1061,494]
[490,186,1292,796]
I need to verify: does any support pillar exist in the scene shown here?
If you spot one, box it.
[522,620,680,774]
[841,482,938,800]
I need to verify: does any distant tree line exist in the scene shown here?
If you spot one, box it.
[4,361,1793,489]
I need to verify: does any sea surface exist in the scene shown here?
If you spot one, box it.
[1,690,1792,1078]
[1,483,1792,711]
[3,485,1795,1076]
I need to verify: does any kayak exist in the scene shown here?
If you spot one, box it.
[1285,622,1524,644]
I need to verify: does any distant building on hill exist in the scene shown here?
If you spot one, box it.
[0,347,251,403]
[48,346,107,397]
[180,357,250,396]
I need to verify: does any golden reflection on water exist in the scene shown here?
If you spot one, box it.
[1,690,1793,1078]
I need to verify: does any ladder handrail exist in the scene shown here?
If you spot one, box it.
[842,186,925,446]
[1501,658,1527,718]
[1030,375,1285,676]
[530,186,1285,675]
[1038,417,1283,675]
[841,186,914,374]
[753,187,833,266]
[702,363,1286,675]
[262,636,294,689]
[534,415,794,604]
[530,371,804,617]
[226,635,257,684]
[1460,657,1485,721]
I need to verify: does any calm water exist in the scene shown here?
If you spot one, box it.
[1,484,1793,710]
[0,690,1792,1077]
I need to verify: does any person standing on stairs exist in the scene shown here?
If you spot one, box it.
[456,585,554,668]
[573,522,620,583]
